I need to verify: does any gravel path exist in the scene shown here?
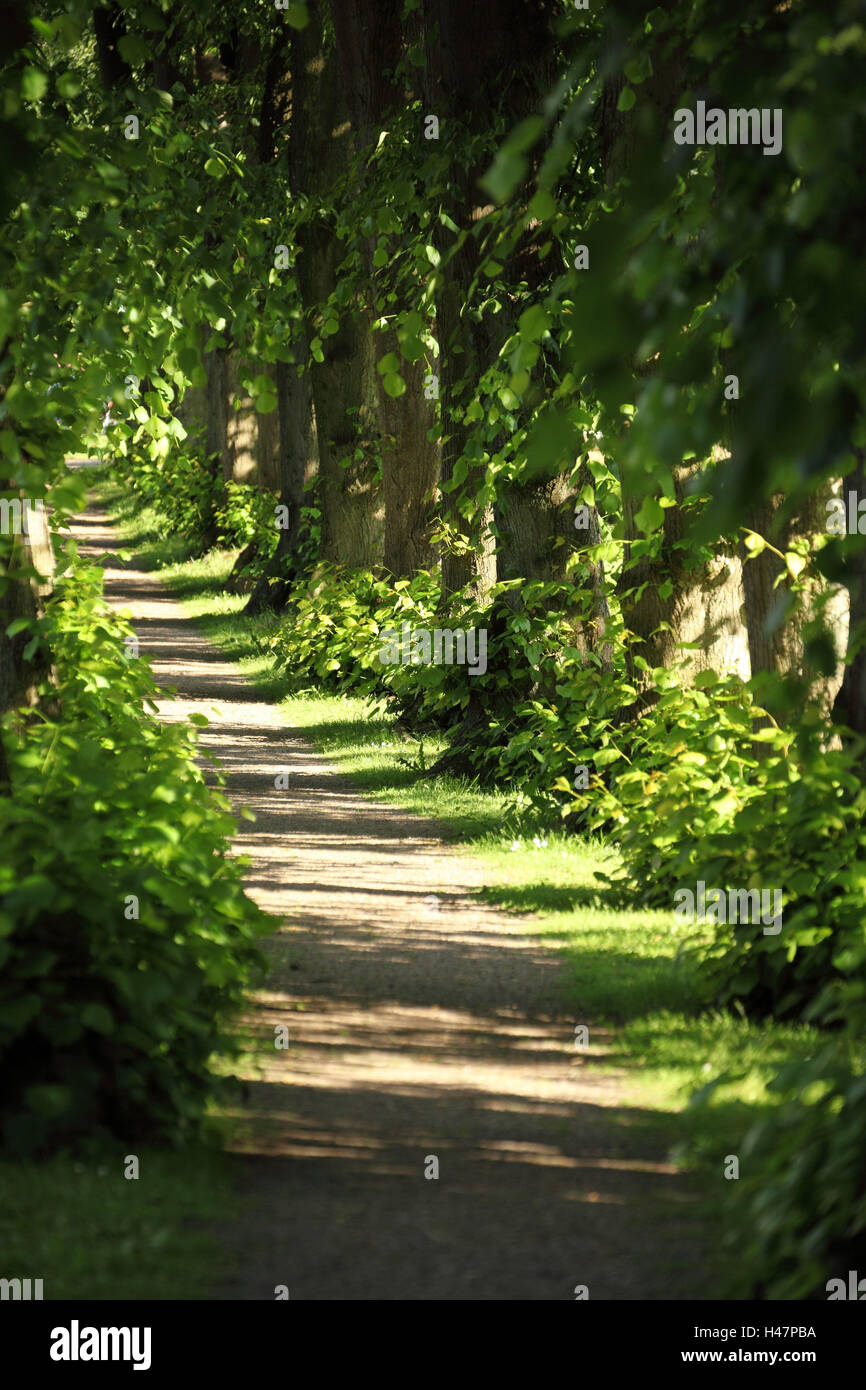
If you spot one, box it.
[71,499,710,1301]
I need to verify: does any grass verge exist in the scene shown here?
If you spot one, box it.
[0,1146,238,1299]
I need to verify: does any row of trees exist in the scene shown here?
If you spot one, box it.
[5,0,865,739]
[3,0,866,1295]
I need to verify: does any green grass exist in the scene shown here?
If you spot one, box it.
[0,1146,237,1299]
[96,477,825,1295]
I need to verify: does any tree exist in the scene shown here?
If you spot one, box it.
[422,0,558,602]
[331,0,440,580]
[291,0,382,569]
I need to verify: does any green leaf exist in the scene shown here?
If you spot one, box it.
[480,148,527,205]
[523,409,577,479]
[518,305,550,342]
[81,1003,114,1035]
[140,6,167,31]
[21,67,48,102]
[56,72,82,100]
[285,1,310,28]
[785,551,807,580]
[117,34,152,67]
[634,494,664,533]
[383,372,406,398]
[743,531,767,557]
[593,748,622,767]
[624,54,652,85]
[617,86,636,112]
[24,1084,72,1118]
[528,189,558,221]
[400,335,425,362]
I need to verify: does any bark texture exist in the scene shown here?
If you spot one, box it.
[423,0,557,603]
[742,484,847,713]
[832,450,866,736]
[291,0,383,569]
[331,0,440,578]
[244,354,319,614]
[618,459,750,686]
[0,493,56,718]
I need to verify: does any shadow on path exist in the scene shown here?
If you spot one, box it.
[69,499,711,1301]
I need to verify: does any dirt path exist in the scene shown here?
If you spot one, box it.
[72,499,710,1301]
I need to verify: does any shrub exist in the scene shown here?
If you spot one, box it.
[583,670,866,1022]
[0,557,270,1155]
[116,447,222,550]
[705,1044,866,1298]
[268,562,441,697]
[116,446,280,574]
[214,479,278,553]
[267,563,626,812]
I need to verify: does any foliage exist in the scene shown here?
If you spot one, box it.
[0,555,270,1156]
[215,479,278,553]
[268,562,440,697]
[114,447,221,552]
[572,673,866,1023]
[4,0,866,1300]
[115,446,278,561]
[267,558,627,814]
[700,1044,866,1299]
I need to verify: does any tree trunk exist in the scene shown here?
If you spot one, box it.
[92,4,132,90]
[422,1,507,602]
[0,489,56,718]
[174,323,209,450]
[291,0,383,571]
[832,449,866,736]
[378,353,439,577]
[330,0,440,579]
[497,461,610,661]
[618,458,750,692]
[599,21,749,698]
[194,340,226,548]
[244,355,318,614]
[423,0,558,603]
[742,484,847,714]
[223,352,258,484]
